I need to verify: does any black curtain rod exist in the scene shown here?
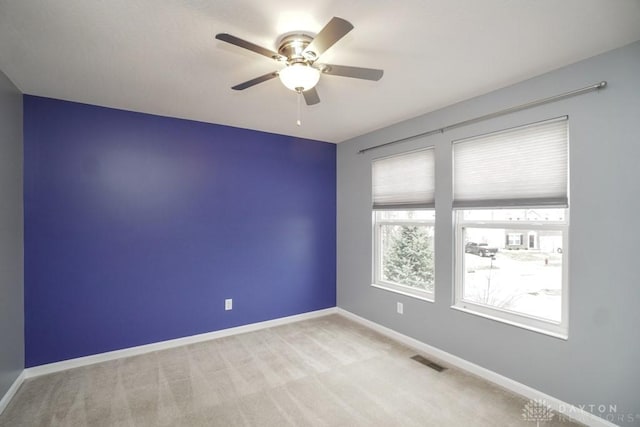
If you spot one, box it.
[358,81,607,154]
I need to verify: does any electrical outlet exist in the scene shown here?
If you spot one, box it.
[225,299,233,311]
[397,302,403,314]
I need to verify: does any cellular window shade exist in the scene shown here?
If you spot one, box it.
[453,117,568,209]
[372,148,435,210]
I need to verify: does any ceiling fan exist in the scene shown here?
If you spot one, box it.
[215,17,384,107]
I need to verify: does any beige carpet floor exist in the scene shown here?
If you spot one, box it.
[0,314,581,426]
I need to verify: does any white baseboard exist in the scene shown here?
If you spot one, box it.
[335,308,617,427]
[0,370,25,415]
[24,307,338,379]
[6,306,615,427]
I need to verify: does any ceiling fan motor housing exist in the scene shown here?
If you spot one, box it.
[277,34,315,64]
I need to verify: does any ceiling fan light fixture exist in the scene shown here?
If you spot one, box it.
[279,63,320,92]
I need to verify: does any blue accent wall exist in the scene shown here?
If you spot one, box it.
[24,96,336,367]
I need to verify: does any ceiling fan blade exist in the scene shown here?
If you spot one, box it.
[231,71,279,90]
[320,64,384,81]
[216,33,284,61]
[303,17,354,60]
[303,88,321,105]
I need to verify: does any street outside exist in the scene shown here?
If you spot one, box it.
[463,249,562,322]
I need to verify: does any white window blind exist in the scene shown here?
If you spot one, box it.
[372,148,435,210]
[453,117,568,209]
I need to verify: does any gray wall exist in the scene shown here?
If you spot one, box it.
[338,41,640,420]
[0,69,24,398]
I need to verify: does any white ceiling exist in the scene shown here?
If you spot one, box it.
[1,1,639,143]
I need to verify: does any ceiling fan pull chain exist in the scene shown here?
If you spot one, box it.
[296,89,302,126]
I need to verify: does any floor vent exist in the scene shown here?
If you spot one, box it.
[411,355,447,372]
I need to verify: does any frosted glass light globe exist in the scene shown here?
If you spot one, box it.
[279,63,320,92]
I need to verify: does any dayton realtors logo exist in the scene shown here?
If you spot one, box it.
[523,399,640,425]
[522,399,554,426]
[557,403,640,425]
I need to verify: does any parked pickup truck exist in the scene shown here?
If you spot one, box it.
[465,242,498,257]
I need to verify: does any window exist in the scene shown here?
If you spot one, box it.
[374,210,435,299]
[372,149,435,300]
[507,233,523,246]
[453,117,569,338]
[457,209,567,334]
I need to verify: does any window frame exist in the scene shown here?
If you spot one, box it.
[451,117,570,339]
[453,210,569,339]
[372,210,435,302]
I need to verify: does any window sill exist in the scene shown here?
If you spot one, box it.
[371,283,434,303]
[451,304,568,340]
